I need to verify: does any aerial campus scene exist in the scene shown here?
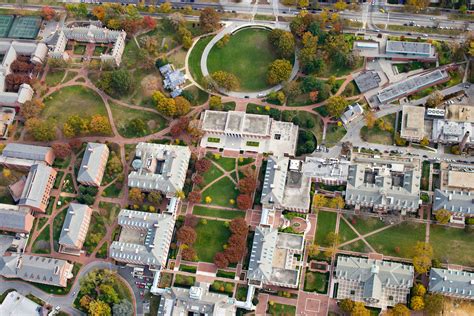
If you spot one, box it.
[0,1,474,316]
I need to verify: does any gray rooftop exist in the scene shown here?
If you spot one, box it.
[0,204,33,233]
[354,71,381,93]
[202,110,271,136]
[261,156,288,208]
[77,142,109,185]
[110,209,175,268]
[429,268,474,299]
[433,189,474,215]
[2,143,52,162]
[18,164,56,211]
[377,70,448,104]
[59,203,92,249]
[386,41,432,55]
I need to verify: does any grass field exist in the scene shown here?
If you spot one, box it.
[304,271,329,294]
[188,36,213,86]
[267,302,296,316]
[45,70,65,87]
[193,205,244,219]
[365,222,426,258]
[201,164,224,187]
[338,219,358,244]
[315,211,337,246]
[109,101,166,138]
[194,220,231,262]
[201,177,239,208]
[325,124,347,148]
[430,225,474,266]
[207,28,279,92]
[345,215,388,236]
[42,86,109,127]
[212,156,235,172]
[360,113,396,145]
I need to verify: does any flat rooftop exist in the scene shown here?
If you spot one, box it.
[400,105,426,139]
[386,40,432,55]
[202,110,271,136]
[354,71,381,93]
[447,104,474,123]
[448,170,474,190]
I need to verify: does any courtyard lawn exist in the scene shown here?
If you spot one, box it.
[325,124,347,148]
[42,86,109,127]
[267,303,296,316]
[345,215,388,236]
[338,219,358,244]
[188,36,213,86]
[45,69,65,87]
[109,101,166,138]
[430,225,474,266]
[84,213,107,254]
[194,220,231,262]
[421,161,430,191]
[201,164,224,187]
[52,209,67,252]
[201,177,239,208]
[207,28,280,92]
[360,113,396,145]
[315,211,337,246]
[32,225,51,254]
[365,221,426,258]
[193,205,244,220]
[212,156,236,172]
[304,271,329,294]
[341,240,372,253]
[73,44,86,55]
[183,85,209,106]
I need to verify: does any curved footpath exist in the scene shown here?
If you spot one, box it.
[200,21,299,98]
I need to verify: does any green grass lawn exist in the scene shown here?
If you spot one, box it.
[32,225,50,254]
[52,208,67,252]
[207,28,279,92]
[54,171,64,189]
[201,177,239,208]
[42,86,109,127]
[238,157,255,166]
[315,211,337,246]
[193,205,244,219]
[194,219,231,262]
[217,270,236,279]
[325,124,347,148]
[345,215,388,235]
[109,101,166,138]
[365,222,426,258]
[61,173,75,193]
[183,85,209,106]
[421,161,430,191]
[83,213,107,254]
[45,69,65,87]
[73,44,86,55]
[304,271,329,294]
[188,36,213,86]
[62,71,77,83]
[212,157,236,172]
[430,225,474,266]
[341,239,372,253]
[267,302,296,316]
[96,242,108,259]
[174,274,196,288]
[360,113,396,145]
[338,219,358,244]
[201,164,224,187]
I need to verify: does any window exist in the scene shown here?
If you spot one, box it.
[350,290,355,295]
[274,134,281,140]
[389,295,394,301]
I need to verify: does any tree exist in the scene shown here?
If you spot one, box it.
[216,34,230,48]
[339,298,355,312]
[52,143,72,159]
[325,232,340,247]
[410,296,425,310]
[129,188,145,204]
[238,176,257,194]
[153,91,177,117]
[88,300,111,316]
[326,96,349,118]
[181,247,197,261]
[99,284,120,304]
[312,194,328,208]
[21,98,44,119]
[214,252,229,268]
[236,194,252,210]
[420,137,430,146]
[63,115,89,137]
[89,115,111,135]
[209,95,223,110]
[328,196,345,209]
[282,81,301,100]
[435,209,451,224]
[185,214,200,227]
[174,96,191,117]
[192,173,203,186]
[365,111,376,129]
[112,300,133,316]
[142,16,157,30]
[406,0,430,12]
[307,243,320,257]
[199,8,220,33]
[229,218,248,236]
[424,293,444,316]
[351,302,370,316]
[159,2,172,13]
[79,295,93,310]
[195,158,211,174]
[426,91,443,108]
[412,283,427,296]
[41,6,56,20]
[333,0,347,11]
[390,303,410,316]
[177,226,197,245]
[99,69,134,97]
[412,241,433,274]
[269,30,295,59]
[127,118,147,137]
[106,152,122,176]
[147,191,162,205]
[25,118,55,141]
[211,71,240,91]
[267,59,292,85]
[188,191,202,203]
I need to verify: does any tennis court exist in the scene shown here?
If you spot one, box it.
[8,16,42,39]
[0,15,14,38]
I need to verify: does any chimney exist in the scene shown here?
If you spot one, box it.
[460,131,470,152]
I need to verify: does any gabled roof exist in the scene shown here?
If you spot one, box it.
[247,226,278,282]
[59,203,92,248]
[429,268,474,298]
[77,142,109,184]
[0,204,33,233]
[18,164,56,211]
[2,143,52,162]
[260,156,289,207]
[433,189,474,214]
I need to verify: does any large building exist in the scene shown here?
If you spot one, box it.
[159,64,186,98]
[345,154,422,214]
[333,256,414,309]
[0,291,45,316]
[128,143,191,197]
[59,203,93,256]
[18,164,56,213]
[247,226,304,289]
[400,105,426,142]
[49,24,126,66]
[77,142,109,187]
[0,40,47,107]
[432,119,472,147]
[385,40,436,60]
[439,162,474,192]
[303,157,350,185]
[110,209,175,271]
[158,282,236,316]
[200,110,298,156]
[0,204,34,233]
[0,254,73,287]
[0,143,55,170]
[429,268,474,300]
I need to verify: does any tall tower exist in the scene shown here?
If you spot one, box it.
[459,131,470,152]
